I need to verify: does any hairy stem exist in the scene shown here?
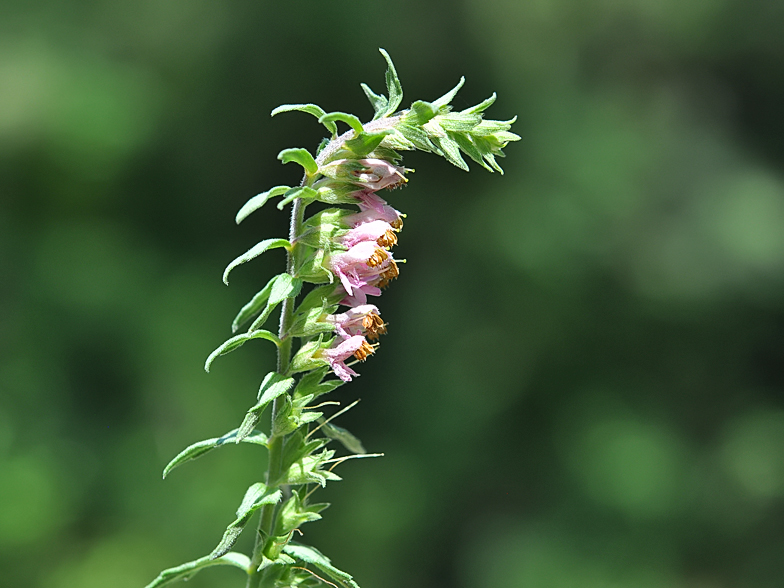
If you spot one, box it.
[247,196,306,588]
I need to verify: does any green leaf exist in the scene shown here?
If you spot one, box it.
[283,543,360,588]
[436,112,482,133]
[360,82,388,120]
[210,483,282,559]
[408,100,438,125]
[462,93,497,115]
[396,123,436,153]
[231,276,276,333]
[380,48,403,117]
[236,372,295,441]
[235,185,291,224]
[285,449,341,487]
[318,112,363,135]
[143,552,250,588]
[223,238,291,285]
[344,129,393,158]
[321,422,366,454]
[271,103,338,136]
[163,428,268,479]
[277,186,318,210]
[452,132,494,172]
[278,148,318,175]
[205,330,281,372]
[432,76,465,110]
[269,273,302,305]
[431,135,469,170]
[242,273,302,333]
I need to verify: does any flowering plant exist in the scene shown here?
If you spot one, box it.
[146,49,518,588]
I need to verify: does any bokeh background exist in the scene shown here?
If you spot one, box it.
[2,1,784,587]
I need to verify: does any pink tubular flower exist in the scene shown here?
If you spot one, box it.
[318,335,375,382]
[326,304,386,340]
[328,241,393,296]
[345,192,404,229]
[339,281,382,307]
[339,220,397,249]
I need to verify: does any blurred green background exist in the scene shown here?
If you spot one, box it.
[2,1,784,587]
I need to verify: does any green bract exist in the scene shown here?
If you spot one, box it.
[147,48,517,588]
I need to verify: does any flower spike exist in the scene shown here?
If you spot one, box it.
[147,49,518,588]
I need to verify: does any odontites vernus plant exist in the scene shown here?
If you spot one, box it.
[145,49,519,588]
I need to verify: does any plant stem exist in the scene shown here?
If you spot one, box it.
[246,196,306,588]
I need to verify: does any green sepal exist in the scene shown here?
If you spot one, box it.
[297,208,352,249]
[205,330,281,372]
[278,148,318,175]
[277,186,318,210]
[236,372,296,442]
[462,92,496,115]
[223,238,291,285]
[289,336,331,374]
[162,428,268,479]
[285,448,341,487]
[452,132,494,172]
[321,422,366,455]
[272,393,323,437]
[360,82,388,120]
[292,244,332,284]
[283,543,360,588]
[293,365,345,401]
[144,552,251,588]
[210,483,283,559]
[344,129,394,158]
[312,182,365,205]
[271,103,338,136]
[231,275,276,333]
[319,112,363,135]
[287,306,336,338]
[273,489,329,536]
[437,112,483,133]
[395,123,436,152]
[236,186,291,224]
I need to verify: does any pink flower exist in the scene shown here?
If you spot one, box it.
[345,192,404,229]
[339,282,382,307]
[339,220,397,249]
[326,304,386,340]
[328,242,393,296]
[317,335,375,382]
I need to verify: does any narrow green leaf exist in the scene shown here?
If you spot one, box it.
[318,112,363,135]
[144,552,250,588]
[163,428,268,479]
[344,129,393,158]
[235,185,291,224]
[277,186,318,210]
[431,135,469,171]
[223,238,290,285]
[360,82,388,119]
[205,330,281,372]
[396,123,436,153]
[321,422,366,455]
[462,92,496,115]
[437,113,482,133]
[380,48,403,117]
[432,76,465,110]
[236,372,295,442]
[269,273,302,305]
[278,148,318,175]
[231,276,276,333]
[271,103,338,136]
[210,484,282,559]
[283,543,360,588]
[452,132,494,172]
